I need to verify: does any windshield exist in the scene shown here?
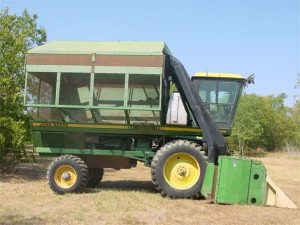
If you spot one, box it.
[195,79,240,123]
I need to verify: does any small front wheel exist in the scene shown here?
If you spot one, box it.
[47,155,88,194]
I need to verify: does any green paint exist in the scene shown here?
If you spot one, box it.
[247,160,267,205]
[32,131,42,147]
[214,156,266,206]
[215,156,252,204]
[35,147,155,161]
[201,163,216,199]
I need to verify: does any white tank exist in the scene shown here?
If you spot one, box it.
[166,92,188,125]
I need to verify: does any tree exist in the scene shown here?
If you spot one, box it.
[261,93,297,150]
[0,8,46,172]
[228,94,265,154]
[228,93,298,154]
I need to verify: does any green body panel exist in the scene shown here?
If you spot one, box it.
[248,161,267,205]
[31,121,228,163]
[31,122,230,157]
[32,131,43,147]
[201,163,216,199]
[205,156,267,206]
[215,157,252,204]
[36,147,155,160]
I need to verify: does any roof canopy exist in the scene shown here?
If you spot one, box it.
[193,72,245,80]
[28,41,172,56]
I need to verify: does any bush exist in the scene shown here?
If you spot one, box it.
[0,117,27,172]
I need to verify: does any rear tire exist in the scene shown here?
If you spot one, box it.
[87,168,104,188]
[151,140,207,198]
[47,155,88,194]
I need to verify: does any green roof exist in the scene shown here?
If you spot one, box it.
[28,41,172,56]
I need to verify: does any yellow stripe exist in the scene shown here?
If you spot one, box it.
[32,122,128,129]
[68,124,128,129]
[161,127,200,132]
[32,122,228,134]
[32,122,200,132]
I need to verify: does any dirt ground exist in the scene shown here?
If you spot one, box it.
[0,153,299,225]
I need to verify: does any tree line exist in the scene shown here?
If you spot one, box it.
[228,91,300,155]
[0,8,299,171]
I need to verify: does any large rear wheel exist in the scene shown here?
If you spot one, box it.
[151,140,207,198]
[47,155,88,194]
[87,168,104,188]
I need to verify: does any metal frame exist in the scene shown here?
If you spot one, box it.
[26,67,165,162]
[25,71,162,115]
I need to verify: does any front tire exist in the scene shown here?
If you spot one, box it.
[151,140,207,198]
[47,155,88,194]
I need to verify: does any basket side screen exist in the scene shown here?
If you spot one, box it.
[26,71,162,125]
[59,73,90,105]
[93,73,126,124]
[26,72,57,105]
[28,107,95,123]
[128,74,160,124]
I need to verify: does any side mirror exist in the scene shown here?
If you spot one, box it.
[246,74,255,85]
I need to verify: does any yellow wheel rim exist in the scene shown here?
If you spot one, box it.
[54,165,78,189]
[163,153,200,190]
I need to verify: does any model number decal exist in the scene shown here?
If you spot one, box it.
[40,122,68,127]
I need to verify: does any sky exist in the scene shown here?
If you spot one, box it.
[1,0,299,106]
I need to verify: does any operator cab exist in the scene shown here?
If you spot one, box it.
[191,73,246,133]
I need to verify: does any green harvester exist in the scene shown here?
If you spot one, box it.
[24,41,296,208]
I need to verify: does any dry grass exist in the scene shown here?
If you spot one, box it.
[0,153,299,225]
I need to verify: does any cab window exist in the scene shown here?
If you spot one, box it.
[198,80,239,122]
